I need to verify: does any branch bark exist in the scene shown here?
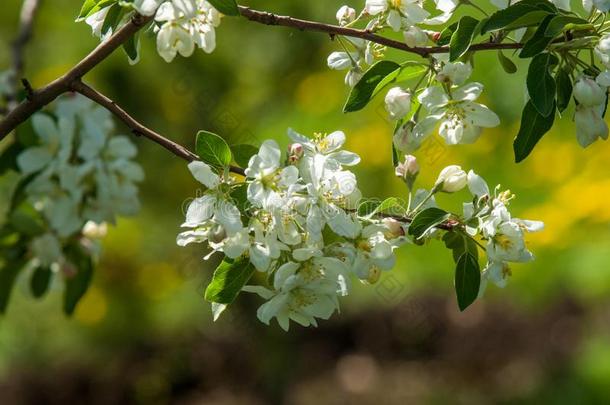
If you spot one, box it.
[6,0,42,110]
[71,81,246,176]
[0,13,152,140]
[237,6,526,57]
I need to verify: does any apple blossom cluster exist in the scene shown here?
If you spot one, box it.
[177,130,543,330]
[390,60,500,153]
[15,95,144,267]
[327,1,610,160]
[82,0,222,63]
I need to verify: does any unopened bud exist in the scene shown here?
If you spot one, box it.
[385,87,412,120]
[336,5,356,25]
[82,221,108,239]
[395,154,419,190]
[288,143,304,158]
[382,218,405,239]
[434,165,467,193]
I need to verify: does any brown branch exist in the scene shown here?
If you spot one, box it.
[70,81,246,176]
[0,13,153,140]
[6,0,42,110]
[238,6,527,56]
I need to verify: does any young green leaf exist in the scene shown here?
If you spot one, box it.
[196,130,232,168]
[555,67,573,113]
[207,0,240,16]
[63,243,95,316]
[357,199,381,217]
[372,197,407,217]
[443,231,479,263]
[526,52,559,116]
[454,252,480,311]
[232,144,258,168]
[408,207,450,240]
[101,3,123,37]
[436,22,458,46]
[519,15,555,58]
[497,51,517,74]
[123,32,140,64]
[30,266,52,299]
[450,16,480,62]
[77,0,116,21]
[205,256,255,304]
[544,16,589,38]
[513,100,556,162]
[481,1,554,34]
[343,61,400,113]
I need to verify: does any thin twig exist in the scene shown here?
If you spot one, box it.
[70,81,246,176]
[0,13,153,140]
[6,0,42,110]
[237,6,529,56]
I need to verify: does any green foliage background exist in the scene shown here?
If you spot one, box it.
[2,1,610,403]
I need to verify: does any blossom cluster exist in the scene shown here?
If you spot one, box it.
[83,0,222,63]
[327,1,610,156]
[15,95,144,267]
[178,130,542,330]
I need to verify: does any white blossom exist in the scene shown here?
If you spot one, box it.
[385,87,412,120]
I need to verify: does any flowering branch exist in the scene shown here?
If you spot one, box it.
[69,80,246,176]
[0,13,152,140]
[237,6,528,57]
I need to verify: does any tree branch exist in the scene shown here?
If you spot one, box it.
[6,0,42,110]
[237,6,527,57]
[0,13,153,140]
[70,81,246,176]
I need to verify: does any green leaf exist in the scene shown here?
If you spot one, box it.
[357,199,381,217]
[123,32,140,64]
[519,15,556,58]
[373,63,427,100]
[77,0,116,21]
[63,243,95,316]
[101,3,122,36]
[450,16,480,61]
[343,61,400,113]
[556,67,573,113]
[513,100,556,162]
[436,22,458,46]
[454,252,480,311]
[443,231,479,263]
[497,50,517,74]
[481,1,554,33]
[408,207,450,240]
[544,16,589,37]
[196,130,232,168]
[526,52,559,116]
[77,0,99,19]
[232,144,258,168]
[0,256,27,314]
[30,266,52,299]
[372,197,407,217]
[207,0,240,16]
[205,256,255,305]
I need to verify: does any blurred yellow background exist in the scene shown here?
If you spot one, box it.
[2,1,610,404]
